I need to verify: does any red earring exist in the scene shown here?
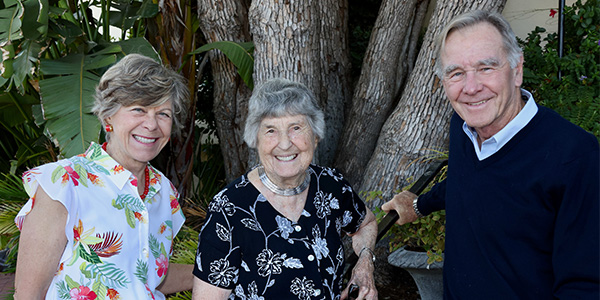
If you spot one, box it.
[105,124,113,132]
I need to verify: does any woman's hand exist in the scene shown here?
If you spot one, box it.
[342,209,378,300]
[341,251,378,300]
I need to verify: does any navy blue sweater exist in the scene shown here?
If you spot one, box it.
[419,105,599,299]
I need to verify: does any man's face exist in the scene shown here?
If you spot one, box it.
[440,22,524,140]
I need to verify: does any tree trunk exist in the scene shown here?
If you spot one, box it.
[198,0,253,182]
[146,0,197,198]
[335,0,427,186]
[249,0,351,167]
[360,0,507,207]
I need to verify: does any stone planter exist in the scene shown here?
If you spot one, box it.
[388,246,444,300]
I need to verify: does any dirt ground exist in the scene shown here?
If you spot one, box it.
[375,265,420,300]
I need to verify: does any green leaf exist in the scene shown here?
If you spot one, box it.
[190,41,255,89]
[0,0,23,44]
[92,280,107,300]
[38,53,116,157]
[21,0,47,39]
[83,262,131,288]
[109,1,143,31]
[125,208,136,228]
[65,274,80,289]
[135,258,148,283]
[74,163,88,187]
[51,166,66,183]
[117,38,159,60]
[137,0,159,18]
[0,91,37,126]
[11,40,42,92]
[78,243,102,264]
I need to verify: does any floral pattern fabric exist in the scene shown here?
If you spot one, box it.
[15,142,185,300]
[193,165,367,300]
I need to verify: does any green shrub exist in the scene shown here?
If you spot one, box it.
[519,0,600,139]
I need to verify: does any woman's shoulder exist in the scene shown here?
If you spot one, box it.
[214,173,256,198]
[309,164,347,182]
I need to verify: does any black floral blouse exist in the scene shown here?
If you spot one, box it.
[193,165,368,300]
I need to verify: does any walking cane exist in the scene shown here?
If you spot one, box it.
[343,159,448,284]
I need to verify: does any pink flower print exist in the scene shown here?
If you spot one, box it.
[131,177,138,187]
[170,195,180,213]
[69,286,97,300]
[155,253,169,277]
[145,284,157,300]
[63,166,80,186]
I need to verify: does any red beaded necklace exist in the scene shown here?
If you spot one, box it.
[102,142,150,200]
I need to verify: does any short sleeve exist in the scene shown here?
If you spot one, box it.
[15,161,79,263]
[166,179,186,238]
[339,179,367,235]
[316,166,368,235]
[193,191,241,289]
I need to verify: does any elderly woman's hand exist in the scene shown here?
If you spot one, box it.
[341,252,378,300]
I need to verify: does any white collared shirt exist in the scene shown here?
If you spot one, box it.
[462,89,538,160]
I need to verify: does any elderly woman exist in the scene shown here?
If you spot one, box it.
[14,54,194,299]
[192,78,378,300]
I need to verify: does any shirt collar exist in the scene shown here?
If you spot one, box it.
[84,142,161,195]
[462,89,538,160]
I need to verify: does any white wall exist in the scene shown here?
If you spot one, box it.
[503,0,578,39]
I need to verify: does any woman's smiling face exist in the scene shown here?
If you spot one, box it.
[106,100,173,171]
[257,114,318,188]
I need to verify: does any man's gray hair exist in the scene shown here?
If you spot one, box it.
[92,53,189,140]
[434,10,523,78]
[244,78,325,148]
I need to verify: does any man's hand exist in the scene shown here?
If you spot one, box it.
[381,191,419,225]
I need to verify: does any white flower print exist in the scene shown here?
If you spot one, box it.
[276,215,294,239]
[208,258,239,287]
[314,191,339,219]
[311,226,329,260]
[247,281,265,300]
[209,191,236,216]
[283,257,304,269]
[256,249,285,277]
[322,167,344,181]
[290,277,317,300]
[342,211,353,227]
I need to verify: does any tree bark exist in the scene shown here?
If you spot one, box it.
[360,0,507,207]
[335,0,424,186]
[248,0,351,167]
[146,0,197,198]
[198,0,253,182]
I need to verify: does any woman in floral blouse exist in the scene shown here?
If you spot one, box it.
[192,78,378,300]
[14,54,194,299]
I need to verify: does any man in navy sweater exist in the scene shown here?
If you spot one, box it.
[382,10,599,299]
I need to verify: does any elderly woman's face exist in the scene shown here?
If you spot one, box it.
[106,100,173,170]
[257,114,317,188]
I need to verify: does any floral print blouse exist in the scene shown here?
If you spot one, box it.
[193,165,368,300]
[15,142,185,300]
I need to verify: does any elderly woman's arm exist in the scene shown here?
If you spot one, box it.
[157,263,194,294]
[342,209,378,300]
[192,277,232,300]
[14,186,68,299]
